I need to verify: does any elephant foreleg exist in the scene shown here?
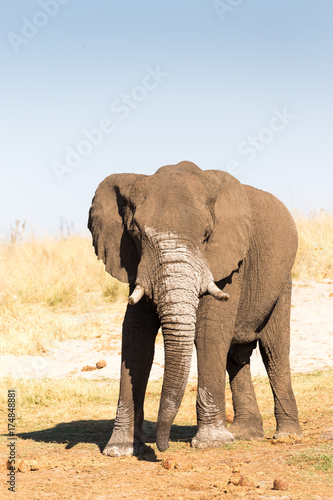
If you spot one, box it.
[192,294,235,449]
[259,277,302,438]
[103,296,159,457]
[227,342,264,440]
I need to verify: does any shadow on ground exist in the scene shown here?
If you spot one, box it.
[18,419,197,456]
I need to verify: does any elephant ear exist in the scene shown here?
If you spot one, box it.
[203,170,252,282]
[88,173,145,284]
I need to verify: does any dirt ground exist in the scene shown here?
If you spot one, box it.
[1,280,333,499]
[1,426,333,500]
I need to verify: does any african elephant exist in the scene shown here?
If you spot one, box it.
[88,161,302,456]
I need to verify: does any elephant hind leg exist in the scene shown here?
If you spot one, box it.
[259,277,302,438]
[227,342,264,440]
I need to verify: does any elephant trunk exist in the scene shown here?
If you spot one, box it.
[155,277,198,452]
[150,237,206,451]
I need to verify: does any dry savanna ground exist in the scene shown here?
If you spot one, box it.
[0,213,333,499]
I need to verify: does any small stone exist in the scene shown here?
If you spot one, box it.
[272,434,301,445]
[17,460,31,473]
[162,457,175,470]
[273,478,288,490]
[81,365,97,372]
[329,292,333,297]
[229,472,243,486]
[29,460,39,471]
[96,360,107,369]
[239,476,255,487]
[226,413,234,423]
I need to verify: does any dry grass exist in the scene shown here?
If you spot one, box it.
[293,212,333,280]
[0,237,128,354]
[0,369,331,434]
[0,236,128,309]
[0,369,332,448]
[0,214,332,355]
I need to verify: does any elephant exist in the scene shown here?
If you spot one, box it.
[88,160,302,456]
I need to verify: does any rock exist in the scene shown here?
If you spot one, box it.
[226,413,234,423]
[273,478,288,490]
[96,359,107,369]
[271,434,301,445]
[13,458,39,471]
[162,457,175,470]
[81,365,97,372]
[229,472,243,486]
[239,476,255,487]
[29,460,39,471]
[17,460,31,473]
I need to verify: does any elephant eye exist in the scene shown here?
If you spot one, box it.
[203,227,211,243]
[128,221,141,241]
[133,227,141,240]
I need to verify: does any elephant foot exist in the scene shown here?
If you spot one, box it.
[191,424,234,449]
[273,421,302,440]
[228,419,264,441]
[103,437,146,457]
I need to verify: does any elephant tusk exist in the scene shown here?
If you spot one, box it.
[128,284,145,305]
[207,281,230,301]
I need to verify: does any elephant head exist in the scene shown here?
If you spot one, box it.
[88,161,252,451]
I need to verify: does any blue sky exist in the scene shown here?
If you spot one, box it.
[1,0,332,237]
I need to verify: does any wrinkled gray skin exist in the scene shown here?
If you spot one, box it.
[88,161,302,456]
